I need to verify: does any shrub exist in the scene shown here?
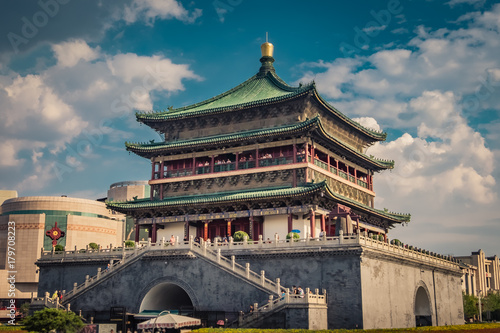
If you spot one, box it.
[391,239,401,246]
[23,308,84,333]
[54,244,64,252]
[88,242,99,250]
[286,232,300,241]
[124,240,135,248]
[233,231,249,242]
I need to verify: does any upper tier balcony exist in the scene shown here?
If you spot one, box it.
[151,144,372,191]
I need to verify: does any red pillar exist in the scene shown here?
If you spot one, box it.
[210,156,214,173]
[293,144,297,163]
[310,209,315,238]
[249,216,254,239]
[288,213,293,233]
[151,161,155,180]
[185,220,189,240]
[135,222,140,242]
[160,184,163,200]
[203,221,208,241]
[235,153,239,170]
[321,214,326,234]
[192,157,196,175]
[305,143,309,162]
[227,219,232,236]
[152,221,157,243]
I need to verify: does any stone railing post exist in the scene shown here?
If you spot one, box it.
[231,256,235,271]
[245,263,250,279]
[276,278,281,294]
[285,288,290,303]
[243,235,248,247]
[254,302,259,313]
[258,235,263,247]
[306,232,310,245]
[268,295,274,310]
[260,270,265,286]
[45,292,49,306]
[229,236,233,249]
[84,275,90,288]
[217,249,221,264]
[274,233,279,246]
[203,241,207,256]
[73,282,77,294]
[97,268,101,279]
[67,303,71,311]
[189,235,194,250]
[74,245,78,254]
[339,230,344,244]
[315,288,319,295]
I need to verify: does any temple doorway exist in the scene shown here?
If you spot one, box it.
[414,286,432,327]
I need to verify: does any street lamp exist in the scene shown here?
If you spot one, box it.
[477,290,482,322]
[153,310,170,333]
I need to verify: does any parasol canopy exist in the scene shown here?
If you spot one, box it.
[137,312,201,330]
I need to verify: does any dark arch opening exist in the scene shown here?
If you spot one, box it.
[139,282,193,314]
[415,286,432,327]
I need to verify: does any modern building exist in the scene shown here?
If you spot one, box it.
[107,181,150,242]
[0,195,125,306]
[457,250,500,296]
[109,41,410,244]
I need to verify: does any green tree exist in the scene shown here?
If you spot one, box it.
[463,292,478,320]
[54,244,64,251]
[23,308,84,333]
[484,291,500,314]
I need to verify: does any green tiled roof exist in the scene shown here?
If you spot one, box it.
[135,70,386,141]
[106,181,410,224]
[107,183,326,210]
[136,72,312,121]
[126,116,394,170]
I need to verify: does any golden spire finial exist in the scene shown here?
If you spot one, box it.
[261,32,274,57]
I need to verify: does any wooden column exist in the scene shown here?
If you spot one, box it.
[159,184,163,200]
[249,216,254,239]
[135,222,140,242]
[293,143,297,163]
[321,214,326,234]
[192,157,196,175]
[255,147,259,168]
[203,221,208,241]
[305,143,309,162]
[152,220,157,243]
[227,219,232,236]
[235,153,239,170]
[185,220,189,240]
[210,156,214,173]
[151,160,155,180]
[287,213,293,233]
[310,209,315,238]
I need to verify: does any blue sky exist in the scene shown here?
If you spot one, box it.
[1,0,499,256]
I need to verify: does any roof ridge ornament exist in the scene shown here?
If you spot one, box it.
[258,34,275,77]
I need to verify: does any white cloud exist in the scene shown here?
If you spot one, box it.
[123,0,202,25]
[52,39,100,68]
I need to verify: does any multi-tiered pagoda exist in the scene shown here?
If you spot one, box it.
[107,42,410,243]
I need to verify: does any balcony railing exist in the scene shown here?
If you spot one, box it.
[165,168,193,178]
[156,154,371,190]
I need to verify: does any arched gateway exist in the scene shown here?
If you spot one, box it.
[139,282,193,313]
[414,284,432,327]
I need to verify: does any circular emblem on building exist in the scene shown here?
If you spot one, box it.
[46,222,65,246]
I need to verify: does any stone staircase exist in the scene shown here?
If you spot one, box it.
[60,238,286,306]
